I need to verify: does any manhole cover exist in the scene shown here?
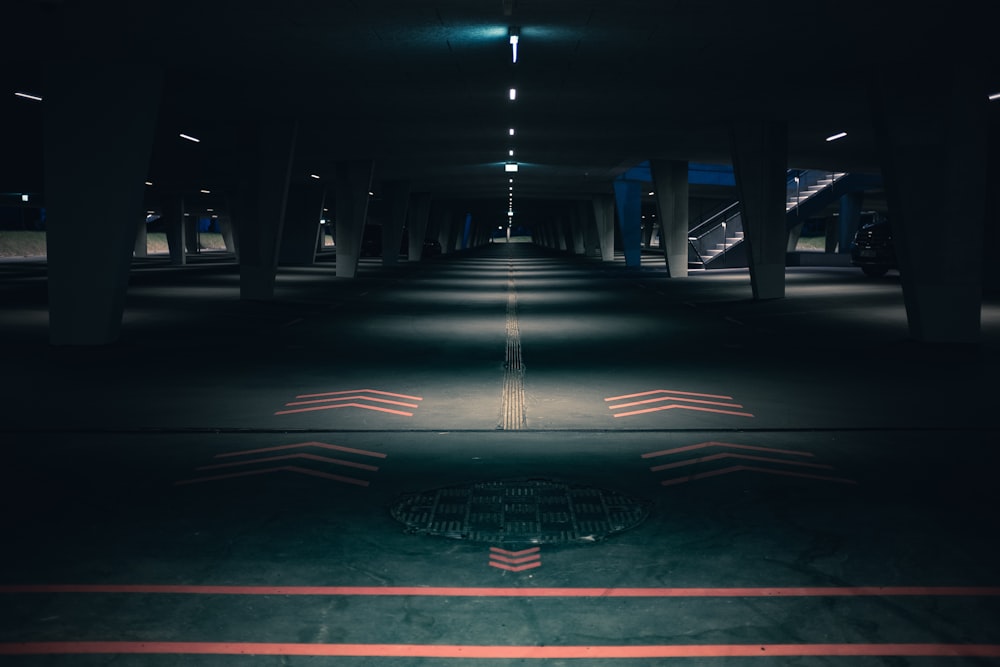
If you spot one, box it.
[390,479,650,545]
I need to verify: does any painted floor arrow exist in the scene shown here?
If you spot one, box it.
[489,547,541,572]
[275,389,423,416]
[175,441,386,488]
[606,389,753,418]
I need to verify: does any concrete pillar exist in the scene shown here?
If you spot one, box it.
[279,180,324,266]
[871,62,987,342]
[334,160,374,278]
[730,120,788,300]
[613,178,643,267]
[163,197,187,265]
[407,192,432,260]
[569,205,585,255]
[134,218,148,258]
[650,159,689,277]
[984,111,1000,292]
[592,194,616,262]
[43,61,162,345]
[219,215,237,256]
[231,119,297,298]
[580,199,598,257]
[381,180,410,265]
[838,192,864,254]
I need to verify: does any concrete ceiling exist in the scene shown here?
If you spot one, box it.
[3,1,1000,215]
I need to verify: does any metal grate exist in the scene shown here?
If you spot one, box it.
[390,479,650,545]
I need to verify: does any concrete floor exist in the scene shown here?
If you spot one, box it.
[1,243,999,665]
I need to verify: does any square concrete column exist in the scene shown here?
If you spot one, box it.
[592,194,616,262]
[650,159,689,277]
[43,61,162,345]
[334,160,374,278]
[381,180,411,265]
[233,119,297,299]
[407,193,432,261]
[279,180,325,266]
[730,120,789,300]
[872,63,987,342]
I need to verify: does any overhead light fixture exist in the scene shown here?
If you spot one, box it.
[509,88,517,101]
[505,161,518,172]
[989,92,1000,101]
[179,133,201,143]
[509,27,520,64]
[825,131,848,142]
[145,181,153,186]
[21,194,29,202]
[509,128,515,136]
[14,91,42,102]
[200,189,211,194]
[310,174,321,179]
[508,149,514,157]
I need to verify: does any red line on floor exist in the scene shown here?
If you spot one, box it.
[489,554,541,565]
[173,466,370,487]
[490,547,541,558]
[2,642,999,658]
[649,452,833,473]
[3,585,998,597]
[604,389,733,402]
[642,441,813,460]
[489,561,542,572]
[197,453,379,473]
[613,404,754,418]
[274,403,413,416]
[296,389,423,401]
[659,465,857,486]
[215,441,387,460]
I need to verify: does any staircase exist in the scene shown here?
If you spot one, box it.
[688,170,850,270]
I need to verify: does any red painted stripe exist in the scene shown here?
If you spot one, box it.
[215,441,387,460]
[274,403,413,417]
[296,389,423,401]
[489,561,542,572]
[604,389,733,402]
[489,554,541,565]
[2,642,999,658]
[642,441,813,460]
[489,547,541,557]
[613,404,754,418]
[3,585,998,597]
[649,452,833,473]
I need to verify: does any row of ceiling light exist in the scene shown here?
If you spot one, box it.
[504,25,520,223]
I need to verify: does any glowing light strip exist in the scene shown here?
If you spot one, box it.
[825,131,848,142]
[179,133,201,143]
[14,91,42,102]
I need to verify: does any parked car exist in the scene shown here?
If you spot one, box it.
[850,216,895,278]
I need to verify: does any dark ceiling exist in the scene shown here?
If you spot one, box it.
[3,1,999,216]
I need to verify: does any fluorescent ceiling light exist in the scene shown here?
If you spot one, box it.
[989,92,1000,101]
[509,128,515,136]
[145,181,153,186]
[179,133,201,143]
[509,27,519,63]
[21,194,29,202]
[509,88,516,101]
[825,131,848,142]
[505,162,518,172]
[310,174,320,179]
[508,149,514,156]
[14,91,42,102]
[200,189,211,194]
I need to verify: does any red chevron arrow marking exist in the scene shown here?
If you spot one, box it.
[649,452,834,473]
[642,441,811,460]
[605,389,753,419]
[659,465,858,487]
[275,389,423,416]
[489,547,541,572]
[175,442,385,487]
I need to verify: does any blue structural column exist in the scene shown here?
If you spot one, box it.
[871,63,987,342]
[233,119,297,299]
[407,192,432,261]
[650,159,689,277]
[279,180,324,266]
[613,178,643,267]
[333,160,374,278]
[381,181,411,265]
[730,120,789,300]
[592,195,616,261]
[43,61,162,345]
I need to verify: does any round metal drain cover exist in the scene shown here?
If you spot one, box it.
[390,479,650,545]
